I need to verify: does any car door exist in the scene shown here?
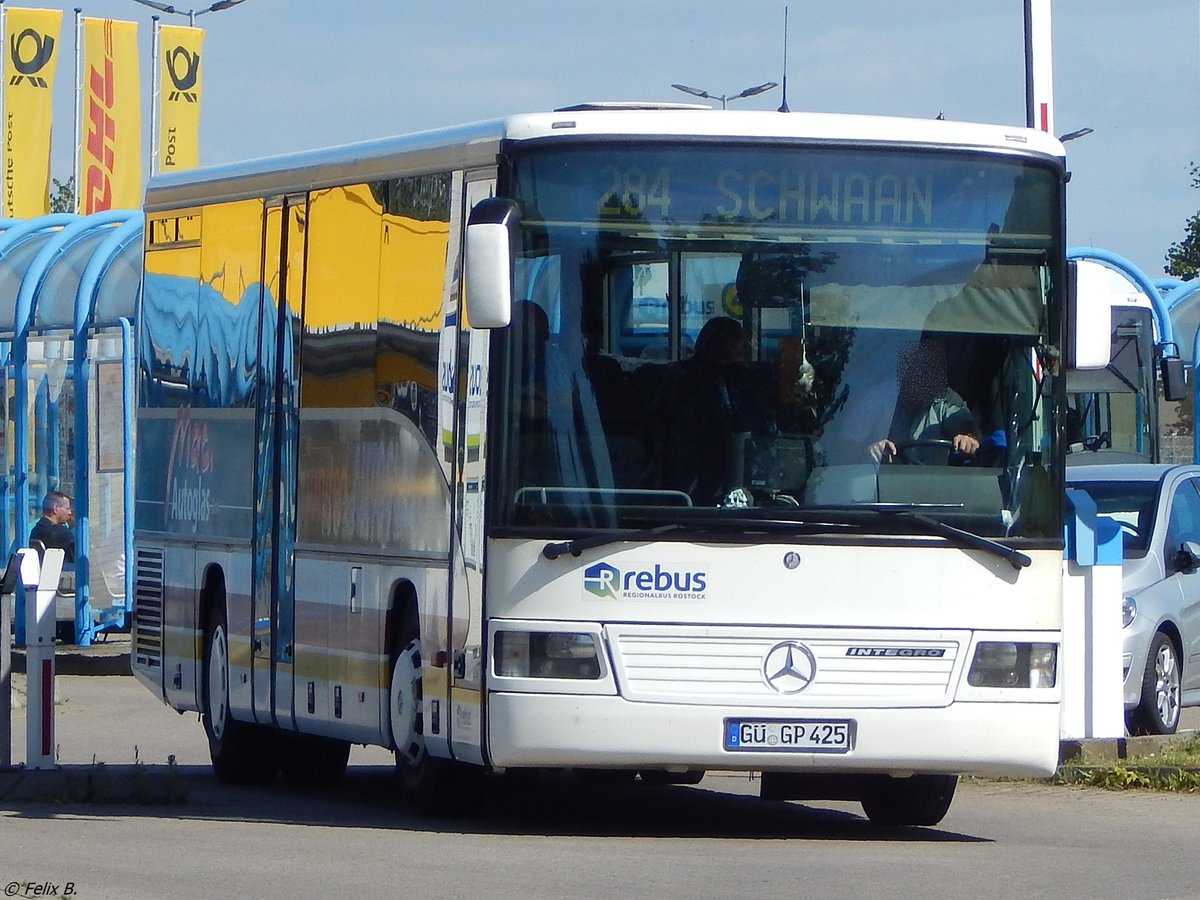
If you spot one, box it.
[1163,475,1200,694]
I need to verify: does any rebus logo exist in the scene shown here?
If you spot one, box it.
[583,561,707,600]
[9,28,54,88]
[165,45,200,102]
[583,562,620,599]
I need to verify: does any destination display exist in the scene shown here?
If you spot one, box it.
[511,145,1056,240]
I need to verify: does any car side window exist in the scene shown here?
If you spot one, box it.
[1165,478,1200,554]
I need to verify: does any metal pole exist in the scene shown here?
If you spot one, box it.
[1023,0,1054,134]
[150,17,160,174]
[73,9,83,213]
[0,555,11,771]
[1,1,7,218]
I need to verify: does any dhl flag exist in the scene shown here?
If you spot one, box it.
[79,18,141,213]
[2,7,62,217]
[156,24,204,172]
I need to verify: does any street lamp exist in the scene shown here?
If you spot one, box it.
[130,0,248,27]
[1058,127,1094,143]
[671,81,778,109]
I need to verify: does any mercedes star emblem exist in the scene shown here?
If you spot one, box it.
[762,641,817,694]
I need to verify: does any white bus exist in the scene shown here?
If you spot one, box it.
[133,105,1079,826]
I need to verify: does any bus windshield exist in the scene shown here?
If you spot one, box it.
[493,142,1063,540]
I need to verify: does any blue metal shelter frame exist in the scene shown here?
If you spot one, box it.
[1,211,142,645]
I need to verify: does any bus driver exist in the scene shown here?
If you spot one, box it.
[869,336,980,465]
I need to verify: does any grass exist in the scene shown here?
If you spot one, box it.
[1055,732,1200,792]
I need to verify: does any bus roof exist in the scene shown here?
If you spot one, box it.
[144,108,1066,212]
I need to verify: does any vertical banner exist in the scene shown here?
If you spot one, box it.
[3,7,62,217]
[156,24,204,172]
[79,18,141,213]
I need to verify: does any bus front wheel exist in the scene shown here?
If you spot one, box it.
[858,774,957,826]
[202,608,278,784]
[389,637,480,816]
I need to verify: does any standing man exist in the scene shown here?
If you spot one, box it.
[30,490,76,563]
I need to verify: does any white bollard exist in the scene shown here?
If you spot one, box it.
[23,547,63,770]
[1061,490,1125,741]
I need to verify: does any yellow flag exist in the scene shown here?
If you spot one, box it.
[3,7,62,217]
[156,24,204,172]
[79,18,142,213]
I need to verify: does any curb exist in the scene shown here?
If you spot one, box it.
[7,639,131,677]
[0,764,187,804]
[1060,729,1198,765]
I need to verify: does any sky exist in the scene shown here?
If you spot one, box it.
[25,0,1200,280]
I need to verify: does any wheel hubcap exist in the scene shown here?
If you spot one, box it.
[390,640,425,767]
[1155,642,1180,729]
[207,624,229,740]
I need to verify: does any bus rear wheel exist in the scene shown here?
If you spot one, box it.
[202,609,278,785]
[858,774,957,827]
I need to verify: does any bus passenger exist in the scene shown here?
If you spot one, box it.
[869,336,980,465]
[660,317,756,504]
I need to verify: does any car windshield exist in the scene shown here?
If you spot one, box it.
[492,141,1063,540]
[1067,480,1158,556]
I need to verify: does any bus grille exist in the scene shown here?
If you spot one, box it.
[133,548,165,670]
[608,626,963,708]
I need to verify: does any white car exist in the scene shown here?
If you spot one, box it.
[1067,463,1200,734]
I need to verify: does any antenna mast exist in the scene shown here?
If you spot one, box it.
[778,5,790,113]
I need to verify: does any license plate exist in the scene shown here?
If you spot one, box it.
[723,718,854,753]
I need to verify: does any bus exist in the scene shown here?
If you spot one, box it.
[133,105,1081,826]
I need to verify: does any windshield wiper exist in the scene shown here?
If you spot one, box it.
[860,505,1032,570]
[543,523,686,560]
[541,515,859,560]
[540,504,1030,570]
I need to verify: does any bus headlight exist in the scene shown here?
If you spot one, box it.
[967,641,1057,688]
[493,631,602,680]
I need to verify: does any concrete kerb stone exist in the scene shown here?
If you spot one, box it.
[0,764,188,804]
[7,633,131,676]
[1060,730,1199,765]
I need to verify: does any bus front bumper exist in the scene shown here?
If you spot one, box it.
[486,692,1060,777]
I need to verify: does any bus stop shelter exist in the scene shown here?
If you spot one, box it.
[0,211,142,645]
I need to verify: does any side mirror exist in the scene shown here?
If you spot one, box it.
[1174,540,1200,573]
[464,197,520,329]
[1065,260,1113,370]
[1159,343,1187,402]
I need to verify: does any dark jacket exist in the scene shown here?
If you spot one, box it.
[30,516,75,564]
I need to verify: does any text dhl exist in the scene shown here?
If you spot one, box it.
[83,54,118,214]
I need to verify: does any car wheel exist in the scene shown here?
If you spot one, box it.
[1132,631,1181,735]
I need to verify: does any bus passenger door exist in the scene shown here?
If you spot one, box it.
[445,175,494,766]
[252,194,306,730]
